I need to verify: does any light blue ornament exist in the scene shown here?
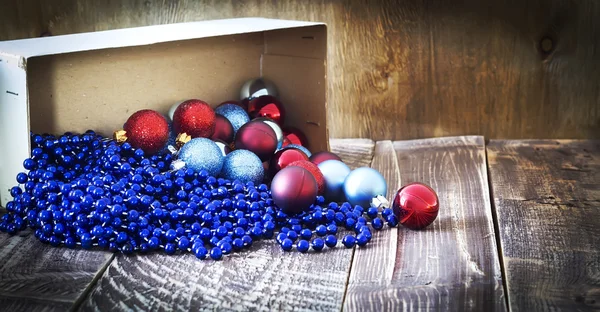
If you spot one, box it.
[215,104,250,135]
[177,138,224,177]
[221,149,264,184]
[283,144,311,157]
[343,167,387,208]
[318,160,351,203]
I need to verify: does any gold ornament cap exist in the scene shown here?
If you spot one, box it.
[114,130,128,143]
[176,133,192,148]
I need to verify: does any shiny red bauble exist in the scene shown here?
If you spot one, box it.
[172,99,216,138]
[234,121,278,161]
[309,151,342,166]
[282,127,308,147]
[288,160,325,195]
[247,95,285,125]
[392,182,440,230]
[271,166,318,215]
[123,109,169,154]
[269,147,309,177]
[211,115,234,143]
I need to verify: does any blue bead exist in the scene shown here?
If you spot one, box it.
[291,224,302,233]
[311,238,325,251]
[148,237,160,249]
[315,225,327,236]
[281,238,293,251]
[327,224,337,235]
[382,208,393,218]
[177,237,190,250]
[116,232,128,243]
[200,227,211,240]
[356,233,369,247]
[232,238,244,250]
[297,240,310,253]
[372,218,384,230]
[367,207,379,218]
[215,226,228,238]
[209,247,223,260]
[342,235,356,248]
[287,230,298,241]
[220,242,232,254]
[165,229,177,242]
[325,235,337,248]
[194,246,208,259]
[300,228,312,240]
[16,172,28,184]
[242,235,252,247]
[164,243,176,255]
[65,237,76,248]
[345,218,357,229]
[385,214,399,227]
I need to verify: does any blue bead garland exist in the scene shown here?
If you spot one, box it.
[0,131,397,260]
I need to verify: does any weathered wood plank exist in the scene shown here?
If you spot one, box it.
[0,229,113,311]
[80,139,375,311]
[487,140,600,312]
[343,136,506,311]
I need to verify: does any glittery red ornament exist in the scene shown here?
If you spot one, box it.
[172,99,216,138]
[247,95,285,125]
[309,151,342,166]
[288,160,325,195]
[234,121,278,161]
[282,127,308,148]
[392,182,440,230]
[120,109,169,154]
[271,166,318,215]
[211,115,234,143]
[269,147,309,177]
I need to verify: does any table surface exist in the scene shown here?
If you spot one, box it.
[0,137,598,312]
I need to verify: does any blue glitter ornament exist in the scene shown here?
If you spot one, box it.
[221,149,264,184]
[282,144,311,157]
[215,104,250,135]
[343,167,387,208]
[318,160,351,203]
[176,138,224,177]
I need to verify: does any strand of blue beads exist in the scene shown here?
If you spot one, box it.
[0,132,399,260]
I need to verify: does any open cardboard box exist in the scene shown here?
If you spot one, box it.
[0,18,328,206]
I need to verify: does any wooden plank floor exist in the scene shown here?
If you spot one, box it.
[0,137,597,311]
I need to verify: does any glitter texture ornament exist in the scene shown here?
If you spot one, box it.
[240,77,278,101]
[234,121,278,162]
[215,103,250,135]
[392,182,440,230]
[176,138,224,176]
[318,160,351,203]
[247,95,285,125]
[282,127,308,148]
[343,167,387,208]
[310,151,342,165]
[269,147,309,177]
[221,149,264,184]
[271,166,317,215]
[116,109,169,154]
[253,117,284,149]
[172,99,216,138]
[211,115,234,143]
[288,160,325,195]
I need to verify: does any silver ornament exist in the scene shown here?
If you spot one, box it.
[168,100,185,121]
[240,78,278,101]
[253,117,284,149]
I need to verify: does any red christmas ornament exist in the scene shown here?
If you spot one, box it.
[271,166,318,215]
[117,109,169,154]
[282,127,308,147]
[288,160,325,195]
[172,99,216,138]
[392,182,440,230]
[309,151,342,166]
[234,120,278,162]
[247,95,285,125]
[211,115,234,143]
[269,147,309,177]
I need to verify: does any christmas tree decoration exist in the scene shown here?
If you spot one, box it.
[213,139,233,156]
[211,115,235,143]
[318,160,351,203]
[247,95,285,125]
[288,160,325,195]
[392,182,440,230]
[175,138,224,176]
[234,121,278,162]
[240,77,278,101]
[282,144,311,157]
[282,127,308,148]
[221,149,264,184]
[215,102,250,135]
[271,166,317,215]
[168,100,185,121]
[172,99,216,138]
[343,167,387,208]
[114,109,170,154]
[309,151,342,165]
[269,147,309,176]
[253,117,284,149]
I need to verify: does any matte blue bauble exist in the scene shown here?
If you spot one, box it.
[317,160,351,202]
[215,104,250,135]
[343,167,387,208]
[178,138,224,176]
[283,144,311,157]
[221,149,264,184]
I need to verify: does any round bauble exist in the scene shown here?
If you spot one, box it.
[120,109,169,154]
[211,115,234,143]
[168,100,185,121]
[282,127,308,148]
[310,151,342,166]
[288,160,325,195]
[178,138,224,177]
[253,117,284,149]
[213,139,233,156]
[343,167,387,208]
[271,166,317,215]
[240,77,278,101]
[221,149,264,185]
[392,182,440,230]
[282,144,311,157]
[317,160,351,203]
[247,95,285,125]
[234,121,278,162]
[172,99,216,138]
[215,102,250,135]
[269,147,309,177]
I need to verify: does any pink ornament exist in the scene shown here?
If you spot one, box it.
[309,151,342,166]
[271,166,318,215]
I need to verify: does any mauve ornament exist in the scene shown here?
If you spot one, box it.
[271,166,318,215]
[309,151,342,166]
[234,121,278,162]
[210,115,234,143]
[240,77,278,101]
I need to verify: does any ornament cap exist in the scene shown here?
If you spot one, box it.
[170,159,186,171]
[114,130,128,143]
[176,133,192,148]
[371,195,390,209]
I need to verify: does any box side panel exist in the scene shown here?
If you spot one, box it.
[0,56,29,206]
[26,33,263,137]
[264,25,327,59]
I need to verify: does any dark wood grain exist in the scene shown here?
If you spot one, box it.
[0,229,113,311]
[79,139,375,311]
[343,137,506,311]
[1,0,599,140]
[487,140,600,312]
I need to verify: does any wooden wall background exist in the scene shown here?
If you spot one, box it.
[1,0,599,141]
